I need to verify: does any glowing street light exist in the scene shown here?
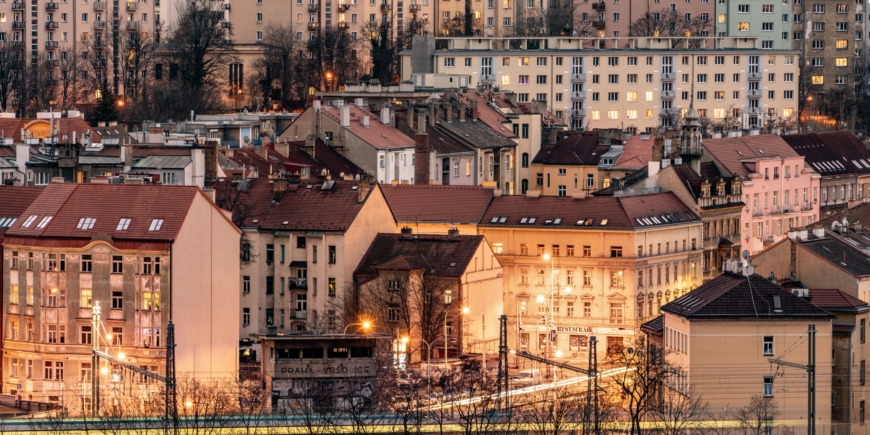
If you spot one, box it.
[344,321,372,334]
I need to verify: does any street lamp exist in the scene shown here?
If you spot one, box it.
[344,321,372,334]
[444,307,469,377]
[325,71,333,92]
[540,253,571,362]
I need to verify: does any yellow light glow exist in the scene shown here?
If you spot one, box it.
[106,333,113,340]
[101,367,108,374]
[185,400,193,408]
[542,253,551,261]
[118,352,125,360]
[51,288,57,294]
[401,336,409,343]
[461,307,469,315]
[362,321,371,329]
[555,350,563,358]
[537,295,545,303]
[564,286,572,293]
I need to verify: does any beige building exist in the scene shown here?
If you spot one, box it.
[380,184,494,235]
[402,36,800,132]
[478,191,704,361]
[210,177,397,345]
[654,270,834,428]
[1,182,240,402]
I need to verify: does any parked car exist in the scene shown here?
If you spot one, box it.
[511,369,542,386]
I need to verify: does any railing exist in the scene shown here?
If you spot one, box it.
[660,108,676,117]
[126,21,140,30]
[45,21,59,29]
[45,41,58,49]
[746,107,762,114]
[380,3,392,10]
[661,90,675,99]
[592,20,605,28]
[339,3,351,9]
[94,2,107,9]
[678,145,703,156]
[661,72,676,80]
[409,3,421,10]
[10,41,24,49]
[12,2,25,9]
[126,1,139,9]
[94,21,107,29]
[308,22,320,29]
[592,2,605,9]
[571,74,585,82]
[748,72,762,80]
[338,21,349,29]
[45,3,58,9]
[571,92,585,100]
[291,310,308,320]
[748,90,761,97]
[12,22,26,29]
[571,109,586,118]
[289,277,308,288]
[308,3,320,10]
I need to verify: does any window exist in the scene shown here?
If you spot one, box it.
[112,255,123,273]
[763,376,774,396]
[81,255,92,272]
[328,245,336,264]
[813,4,824,13]
[328,278,336,297]
[738,22,749,30]
[836,3,847,13]
[76,217,97,230]
[148,219,164,231]
[861,318,866,343]
[763,336,774,355]
[610,246,622,257]
[444,58,455,67]
[112,327,123,346]
[738,4,749,12]
[81,289,93,308]
[836,39,849,48]
[81,326,92,345]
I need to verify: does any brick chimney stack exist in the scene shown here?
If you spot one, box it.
[414,132,430,184]
[459,101,466,122]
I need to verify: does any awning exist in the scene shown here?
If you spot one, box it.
[306,231,325,237]
[289,261,307,268]
[273,231,292,237]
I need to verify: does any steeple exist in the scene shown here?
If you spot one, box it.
[680,56,703,173]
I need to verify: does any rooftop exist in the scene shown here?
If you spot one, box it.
[0,117,103,144]
[661,272,833,320]
[807,288,868,310]
[480,191,699,230]
[0,186,44,234]
[613,135,654,170]
[782,131,870,177]
[277,140,366,178]
[702,134,802,178]
[319,105,415,150]
[381,184,493,224]
[354,232,485,279]
[532,131,610,165]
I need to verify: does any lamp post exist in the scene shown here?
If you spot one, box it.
[402,336,433,395]
[344,321,372,334]
[444,307,469,378]
[540,253,571,363]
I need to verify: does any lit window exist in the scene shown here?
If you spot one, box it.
[811,75,824,84]
[783,108,794,117]
[607,110,619,119]
[738,22,749,30]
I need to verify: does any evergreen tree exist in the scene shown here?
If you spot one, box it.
[89,75,118,124]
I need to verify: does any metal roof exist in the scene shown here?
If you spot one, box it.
[131,155,193,169]
[78,156,123,165]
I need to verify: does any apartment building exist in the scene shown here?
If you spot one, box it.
[0,0,158,94]
[782,131,870,218]
[651,269,834,428]
[700,134,820,254]
[793,0,867,94]
[579,0,714,38]
[530,130,610,196]
[1,182,240,401]
[354,230,504,363]
[716,0,793,49]
[403,36,800,131]
[214,177,396,342]
[478,191,703,360]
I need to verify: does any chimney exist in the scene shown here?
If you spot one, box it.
[285,173,301,184]
[401,226,413,238]
[124,144,133,168]
[254,147,269,161]
[458,101,466,122]
[652,137,665,162]
[305,134,316,158]
[362,116,370,127]
[341,106,351,127]
[471,100,479,121]
[274,141,290,158]
[445,101,453,123]
[51,177,65,184]
[408,109,415,130]
[273,177,289,200]
[414,132,430,184]
[357,174,374,203]
[204,140,219,180]
[333,131,346,156]
[428,102,436,126]
[354,98,364,107]
[447,226,460,240]
[202,188,216,203]
[381,105,391,125]
[434,103,441,125]
[545,126,558,144]
[15,143,29,178]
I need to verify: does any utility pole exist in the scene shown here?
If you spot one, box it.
[91,301,101,416]
[769,324,816,435]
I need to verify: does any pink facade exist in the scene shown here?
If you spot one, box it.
[701,135,821,254]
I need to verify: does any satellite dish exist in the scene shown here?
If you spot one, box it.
[742,250,750,260]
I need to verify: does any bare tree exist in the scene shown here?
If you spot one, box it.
[734,395,779,435]
[306,28,359,90]
[446,369,501,435]
[652,386,709,435]
[0,41,23,112]
[628,9,710,48]
[510,3,594,37]
[257,23,299,110]
[606,337,674,435]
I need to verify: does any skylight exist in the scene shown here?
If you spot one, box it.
[772,295,782,312]
[36,216,53,229]
[22,215,37,228]
[491,216,500,223]
[0,217,16,228]
[116,218,132,231]
[148,219,165,232]
[76,217,97,230]
[600,219,609,226]
[553,218,562,225]
[544,218,553,225]
[498,217,507,224]
[520,217,529,224]
[528,217,537,224]
[576,219,586,226]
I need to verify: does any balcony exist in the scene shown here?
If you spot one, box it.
[338,21,349,29]
[45,41,58,49]
[45,21,59,29]
[571,109,586,119]
[126,21,140,30]
[45,3,58,9]
[45,60,58,67]
[748,89,761,98]
[746,107,762,114]
[289,277,308,289]
[220,21,230,28]
[308,2,320,10]
[571,73,585,82]
[660,108,677,117]
[339,3,351,9]
[409,3,420,10]
[661,72,675,81]
[93,40,105,49]
[678,145,703,157]
[94,1,107,9]
[12,2,25,9]
[592,2,605,9]
[748,72,762,80]
[127,1,139,9]
[592,20,605,28]
[307,21,320,29]
[222,2,230,9]
[94,21,107,29]
[571,91,585,101]
[11,41,24,49]
[380,3,391,10]
[661,90,675,99]
[12,22,26,29]
[291,310,308,320]
[479,74,494,83]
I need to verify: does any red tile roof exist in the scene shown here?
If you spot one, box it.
[319,106,415,150]
[808,288,868,309]
[381,184,493,224]
[0,186,44,235]
[615,135,654,170]
[5,183,206,242]
[0,117,102,143]
[702,134,803,178]
[480,192,699,230]
[782,131,870,176]
[460,93,515,139]
[277,140,365,178]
